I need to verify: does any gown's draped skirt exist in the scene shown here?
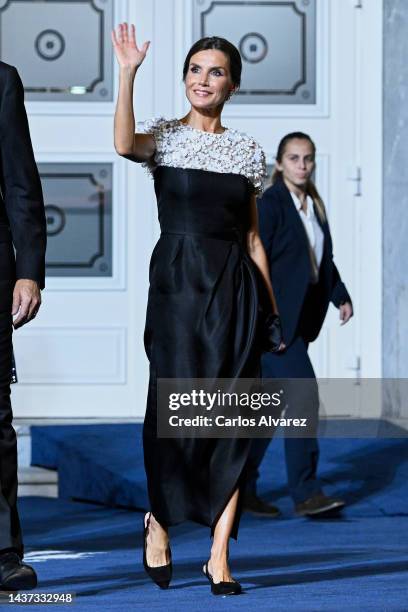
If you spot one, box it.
[143,166,262,538]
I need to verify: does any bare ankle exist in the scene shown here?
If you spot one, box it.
[210,547,228,563]
[149,513,167,532]
[147,513,169,547]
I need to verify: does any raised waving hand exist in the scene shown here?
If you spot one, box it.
[111,23,150,71]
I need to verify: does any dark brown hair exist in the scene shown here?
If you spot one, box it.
[182,36,242,90]
[272,132,326,222]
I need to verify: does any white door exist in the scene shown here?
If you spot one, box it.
[11,0,152,420]
[305,0,382,417]
[11,0,382,420]
[176,0,382,416]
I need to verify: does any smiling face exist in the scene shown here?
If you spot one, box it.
[184,49,235,110]
[276,138,315,191]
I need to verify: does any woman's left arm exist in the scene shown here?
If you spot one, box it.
[247,193,279,315]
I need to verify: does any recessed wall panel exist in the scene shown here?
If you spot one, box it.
[0,0,113,101]
[193,0,316,105]
[13,327,126,384]
[38,163,113,277]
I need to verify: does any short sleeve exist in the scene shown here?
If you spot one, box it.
[250,141,267,196]
[136,117,168,174]
[136,116,167,137]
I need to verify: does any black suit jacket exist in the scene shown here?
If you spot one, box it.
[0,61,46,288]
[257,177,351,346]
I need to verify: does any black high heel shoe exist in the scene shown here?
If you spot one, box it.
[143,512,172,589]
[203,561,242,596]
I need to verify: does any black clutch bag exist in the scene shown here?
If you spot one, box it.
[254,265,284,353]
[261,312,283,353]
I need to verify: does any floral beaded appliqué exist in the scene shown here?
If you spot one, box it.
[138,117,267,195]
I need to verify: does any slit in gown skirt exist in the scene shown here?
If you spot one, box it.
[143,165,264,539]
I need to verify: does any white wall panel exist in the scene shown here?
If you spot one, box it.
[13,327,126,385]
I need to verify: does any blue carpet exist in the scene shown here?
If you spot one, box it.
[31,425,149,510]
[21,423,408,609]
[31,422,408,518]
[5,497,408,611]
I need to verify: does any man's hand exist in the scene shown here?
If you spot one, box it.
[339,302,353,326]
[12,279,41,329]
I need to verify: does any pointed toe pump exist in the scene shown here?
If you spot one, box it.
[143,512,172,589]
[203,562,242,596]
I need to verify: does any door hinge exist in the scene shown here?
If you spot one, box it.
[348,166,362,196]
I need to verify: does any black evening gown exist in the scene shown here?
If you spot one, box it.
[143,165,262,538]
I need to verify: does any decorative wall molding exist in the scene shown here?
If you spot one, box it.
[0,0,114,102]
[195,0,315,103]
[36,152,127,291]
[176,0,329,118]
[39,162,113,277]
[19,0,129,116]
[13,327,127,385]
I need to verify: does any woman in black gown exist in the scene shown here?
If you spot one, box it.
[112,23,282,595]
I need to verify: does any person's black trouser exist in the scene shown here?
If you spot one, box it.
[246,335,322,504]
[0,240,23,556]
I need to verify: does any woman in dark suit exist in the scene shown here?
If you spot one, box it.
[244,132,353,518]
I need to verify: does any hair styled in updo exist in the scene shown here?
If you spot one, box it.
[182,36,242,90]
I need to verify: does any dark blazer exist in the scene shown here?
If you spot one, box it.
[0,61,46,288]
[257,177,351,346]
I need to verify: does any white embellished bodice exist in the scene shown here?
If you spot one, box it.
[138,117,267,195]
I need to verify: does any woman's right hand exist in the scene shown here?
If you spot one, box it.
[111,23,150,72]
